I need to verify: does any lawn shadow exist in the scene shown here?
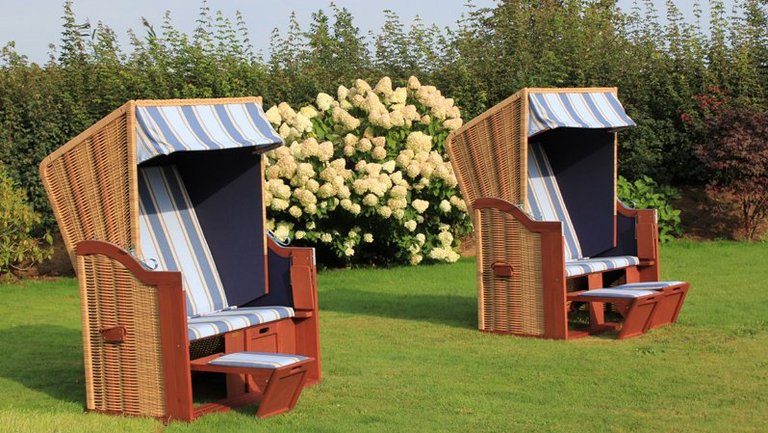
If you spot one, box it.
[0,325,85,406]
[319,288,477,329]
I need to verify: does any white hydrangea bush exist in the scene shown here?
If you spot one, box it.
[263,76,471,266]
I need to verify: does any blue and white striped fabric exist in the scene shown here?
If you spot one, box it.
[187,307,296,341]
[209,351,308,369]
[576,288,657,299]
[527,92,636,137]
[138,165,228,317]
[135,102,283,164]
[527,143,583,260]
[613,281,685,290]
[565,256,641,277]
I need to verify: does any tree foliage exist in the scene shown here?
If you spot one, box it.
[0,0,766,240]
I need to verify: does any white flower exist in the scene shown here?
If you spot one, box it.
[372,146,387,160]
[299,105,318,119]
[343,145,355,156]
[277,102,297,123]
[382,160,396,174]
[406,131,433,153]
[438,231,454,247]
[307,221,316,229]
[316,93,334,111]
[333,107,360,131]
[350,203,362,215]
[392,208,405,220]
[412,199,429,214]
[344,247,355,257]
[355,79,372,92]
[293,113,313,133]
[404,220,417,232]
[450,195,467,212]
[378,206,393,218]
[274,223,292,241]
[363,194,379,206]
[443,118,463,130]
[295,230,306,240]
[320,233,333,243]
[265,105,281,125]
[374,76,394,97]
[363,233,374,243]
[357,138,373,152]
[338,85,349,101]
[408,76,421,90]
[415,233,426,245]
[390,185,407,199]
[318,141,334,162]
[270,198,290,211]
[439,200,452,213]
[289,205,302,218]
[410,254,423,265]
[391,87,408,104]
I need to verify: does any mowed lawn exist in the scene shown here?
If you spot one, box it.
[0,241,766,433]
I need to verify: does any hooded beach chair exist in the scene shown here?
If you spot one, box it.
[40,97,320,421]
[447,88,688,339]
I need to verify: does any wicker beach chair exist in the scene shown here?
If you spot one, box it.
[40,97,320,421]
[447,88,688,339]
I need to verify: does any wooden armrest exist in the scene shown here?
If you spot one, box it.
[472,197,562,234]
[267,237,318,312]
[75,240,181,287]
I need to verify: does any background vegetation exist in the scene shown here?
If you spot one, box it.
[0,0,766,268]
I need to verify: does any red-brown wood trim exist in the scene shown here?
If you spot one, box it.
[540,231,568,339]
[472,197,562,233]
[75,240,179,286]
[156,279,194,422]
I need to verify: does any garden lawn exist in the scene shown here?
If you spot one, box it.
[1,241,767,433]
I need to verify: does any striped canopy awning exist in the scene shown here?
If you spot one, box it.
[135,101,283,164]
[527,91,635,137]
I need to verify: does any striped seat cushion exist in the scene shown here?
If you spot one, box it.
[209,352,308,369]
[613,281,685,290]
[138,165,228,317]
[527,143,583,260]
[576,288,657,299]
[188,306,295,341]
[565,256,640,278]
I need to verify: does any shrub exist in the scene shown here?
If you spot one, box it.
[692,103,768,240]
[263,76,472,266]
[0,166,53,277]
[617,175,682,243]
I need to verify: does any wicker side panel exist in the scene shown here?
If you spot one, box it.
[42,112,132,264]
[77,254,166,418]
[448,95,524,215]
[476,207,545,335]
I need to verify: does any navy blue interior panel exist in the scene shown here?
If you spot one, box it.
[537,128,616,257]
[160,148,268,306]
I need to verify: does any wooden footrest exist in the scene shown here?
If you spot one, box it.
[191,352,314,418]
[569,288,661,339]
[611,281,689,330]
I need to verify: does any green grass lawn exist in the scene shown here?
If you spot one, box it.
[1,241,767,432]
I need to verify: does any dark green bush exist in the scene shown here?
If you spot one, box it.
[0,167,52,278]
[617,175,682,243]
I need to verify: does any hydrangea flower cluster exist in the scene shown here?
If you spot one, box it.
[263,76,471,266]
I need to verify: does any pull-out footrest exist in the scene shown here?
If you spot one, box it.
[612,281,689,330]
[569,289,661,339]
[192,352,314,418]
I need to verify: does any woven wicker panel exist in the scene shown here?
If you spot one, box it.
[77,254,166,418]
[41,111,133,265]
[476,207,545,335]
[448,93,525,216]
